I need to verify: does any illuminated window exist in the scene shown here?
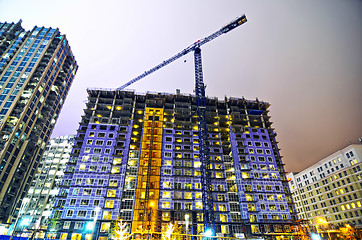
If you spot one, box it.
[246,194,253,201]
[195,201,203,209]
[250,214,257,222]
[219,204,227,211]
[83,189,91,195]
[163,182,171,188]
[164,160,172,166]
[251,225,259,234]
[162,202,171,208]
[185,192,192,199]
[107,190,116,197]
[100,223,110,232]
[162,212,170,221]
[111,167,120,174]
[162,192,171,198]
[113,158,122,165]
[242,172,249,179]
[105,200,114,208]
[103,211,112,220]
[195,193,202,199]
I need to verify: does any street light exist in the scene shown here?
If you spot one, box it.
[185,214,190,240]
[90,207,101,240]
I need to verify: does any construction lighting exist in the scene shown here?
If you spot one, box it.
[20,217,31,226]
[204,229,213,238]
[86,222,94,230]
[311,233,321,240]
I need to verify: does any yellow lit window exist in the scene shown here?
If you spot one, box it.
[162,202,171,208]
[61,233,68,240]
[185,192,192,199]
[105,200,114,208]
[107,190,116,197]
[246,194,253,201]
[162,192,171,198]
[103,211,112,220]
[277,195,283,201]
[220,214,227,222]
[111,167,120,174]
[79,164,86,171]
[267,195,274,201]
[162,212,170,221]
[251,225,260,234]
[340,189,344,194]
[357,201,361,207]
[271,173,277,179]
[249,214,257,222]
[219,204,226,211]
[341,205,345,211]
[195,202,203,209]
[195,171,201,176]
[216,172,223,178]
[195,193,202,199]
[351,203,356,208]
[194,162,201,168]
[164,160,172,166]
[163,182,171,188]
[113,158,122,165]
[249,149,254,154]
[71,234,81,240]
[346,204,350,210]
[100,222,110,232]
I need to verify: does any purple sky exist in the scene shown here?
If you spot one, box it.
[1,1,361,172]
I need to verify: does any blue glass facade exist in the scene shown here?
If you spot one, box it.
[0,20,78,223]
[54,90,296,240]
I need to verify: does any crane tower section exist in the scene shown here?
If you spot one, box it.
[117,14,247,234]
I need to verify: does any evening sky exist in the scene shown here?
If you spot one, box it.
[1,0,361,172]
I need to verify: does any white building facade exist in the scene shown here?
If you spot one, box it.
[287,142,362,227]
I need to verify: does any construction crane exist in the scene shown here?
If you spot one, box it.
[118,14,247,235]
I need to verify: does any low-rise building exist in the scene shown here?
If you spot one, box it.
[287,142,362,227]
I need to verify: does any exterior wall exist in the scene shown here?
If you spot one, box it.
[14,135,75,237]
[53,89,296,240]
[287,144,362,227]
[0,20,78,223]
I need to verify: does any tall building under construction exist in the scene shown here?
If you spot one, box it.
[0,20,78,223]
[53,89,296,240]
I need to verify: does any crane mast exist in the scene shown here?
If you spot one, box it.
[119,15,247,235]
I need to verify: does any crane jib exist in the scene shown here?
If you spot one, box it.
[117,14,247,91]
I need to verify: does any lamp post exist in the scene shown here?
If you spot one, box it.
[89,207,101,240]
[185,214,190,240]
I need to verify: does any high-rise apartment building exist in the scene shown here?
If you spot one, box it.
[53,89,295,240]
[0,20,78,223]
[12,135,75,238]
[287,143,362,227]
